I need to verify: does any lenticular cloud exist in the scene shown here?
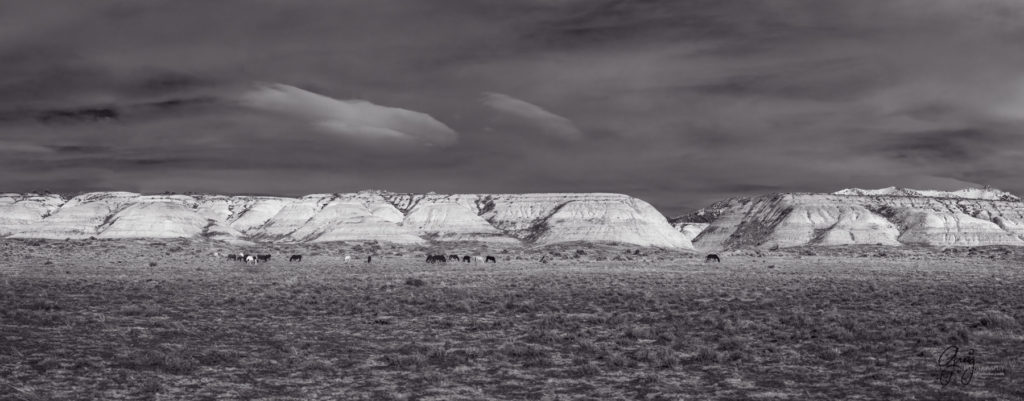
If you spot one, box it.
[482,92,583,141]
[240,84,458,148]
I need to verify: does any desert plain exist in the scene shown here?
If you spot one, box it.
[1,239,1023,400]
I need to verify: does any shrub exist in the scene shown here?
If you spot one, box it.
[296,358,334,373]
[691,347,720,364]
[949,328,970,345]
[381,353,426,370]
[634,373,660,385]
[817,347,841,361]
[117,349,198,375]
[32,357,61,373]
[601,351,631,369]
[978,310,1018,330]
[500,342,549,367]
[138,376,162,395]
[568,362,601,377]
[185,347,234,366]
[634,346,678,369]
[716,336,748,352]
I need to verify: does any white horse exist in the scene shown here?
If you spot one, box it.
[344,255,352,262]
[476,256,484,263]
[245,255,257,265]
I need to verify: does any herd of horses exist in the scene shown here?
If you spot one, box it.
[224,252,295,265]
[425,254,497,264]
[218,252,503,265]
[217,251,722,265]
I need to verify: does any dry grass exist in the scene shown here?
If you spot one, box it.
[1,239,1023,400]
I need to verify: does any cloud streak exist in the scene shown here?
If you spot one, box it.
[239,84,459,149]
[481,92,583,140]
[0,140,55,154]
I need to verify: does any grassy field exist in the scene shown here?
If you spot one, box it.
[1,239,1023,400]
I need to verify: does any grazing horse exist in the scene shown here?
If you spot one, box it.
[448,254,459,261]
[366,255,373,263]
[476,256,484,263]
[227,254,238,261]
[344,255,352,262]
[426,254,446,264]
[485,256,497,263]
[462,255,471,263]
[289,254,302,262]
[257,254,271,263]
[245,255,257,265]
[705,254,721,263]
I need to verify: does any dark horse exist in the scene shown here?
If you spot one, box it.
[462,255,471,263]
[448,254,459,261]
[289,255,302,262]
[705,254,721,263]
[485,256,497,263]
[426,254,447,264]
[257,254,271,263]
[366,256,373,263]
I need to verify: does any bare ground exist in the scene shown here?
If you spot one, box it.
[1,239,1023,400]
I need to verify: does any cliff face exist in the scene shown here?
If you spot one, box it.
[0,191,692,249]
[0,193,65,236]
[684,188,1024,250]
[14,187,1019,250]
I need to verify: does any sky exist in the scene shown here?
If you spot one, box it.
[2,0,1024,214]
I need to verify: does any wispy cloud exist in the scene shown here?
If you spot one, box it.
[0,140,54,153]
[481,92,583,140]
[239,84,458,148]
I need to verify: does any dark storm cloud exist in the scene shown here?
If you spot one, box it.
[1,0,1024,213]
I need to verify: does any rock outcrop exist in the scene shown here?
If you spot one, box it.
[0,193,65,236]
[9,192,139,239]
[833,186,1020,201]
[16,186,1019,250]
[0,191,691,249]
[672,222,709,242]
[678,187,1024,250]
